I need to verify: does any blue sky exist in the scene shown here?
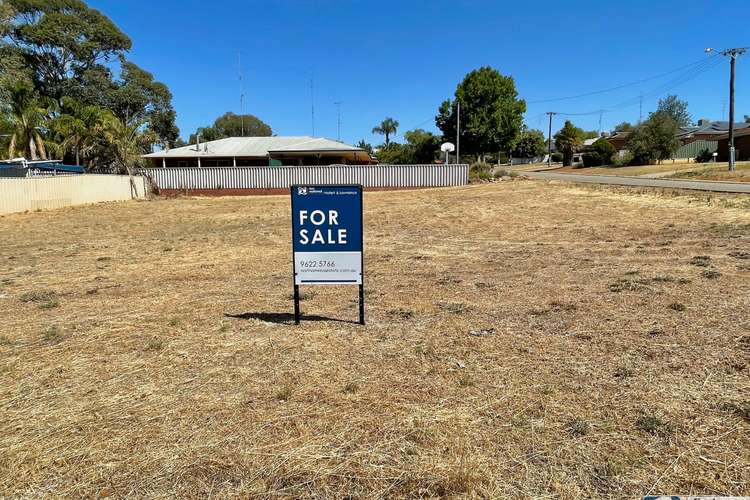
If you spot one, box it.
[90,0,749,145]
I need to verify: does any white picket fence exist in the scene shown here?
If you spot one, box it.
[141,164,469,191]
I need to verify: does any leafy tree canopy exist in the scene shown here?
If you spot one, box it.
[582,130,599,139]
[513,128,546,159]
[656,95,692,128]
[4,0,132,99]
[0,0,179,169]
[613,121,633,132]
[65,59,179,145]
[627,111,680,165]
[436,66,526,159]
[375,128,440,164]
[582,138,616,167]
[356,139,373,155]
[553,120,585,166]
[188,112,272,144]
[372,117,399,146]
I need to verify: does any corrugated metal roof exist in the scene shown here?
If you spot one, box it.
[678,121,750,138]
[714,127,750,141]
[144,136,365,158]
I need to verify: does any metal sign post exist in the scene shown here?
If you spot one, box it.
[291,185,364,325]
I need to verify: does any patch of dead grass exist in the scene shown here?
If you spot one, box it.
[0,182,749,497]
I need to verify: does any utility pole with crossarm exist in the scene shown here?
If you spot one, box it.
[706,47,747,171]
[546,112,557,167]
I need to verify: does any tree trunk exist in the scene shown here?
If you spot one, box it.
[9,134,17,158]
[29,135,38,160]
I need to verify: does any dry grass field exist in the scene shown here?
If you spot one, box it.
[667,163,750,183]
[1,181,749,498]
[553,161,750,180]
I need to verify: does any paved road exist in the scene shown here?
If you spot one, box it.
[524,171,750,194]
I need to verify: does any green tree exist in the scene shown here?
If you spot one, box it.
[404,129,440,164]
[372,117,399,146]
[436,66,526,161]
[627,111,680,165]
[375,129,439,164]
[656,95,692,127]
[582,130,599,140]
[554,120,585,166]
[583,138,616,167]
[3,0,132,100]
[513,128,546,159]
[103,117,158,175]
[50,97,115,166]
[356,139,373,155]
[0,82,51,160]
[188,112,272,143]
[613,122,633,132]
[67,60,180,147]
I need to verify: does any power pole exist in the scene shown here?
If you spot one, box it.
[706,47,747,171]
[598,110,604,136]
[546,112,556,167]
[334,102,342,141]
[456,101,461,165]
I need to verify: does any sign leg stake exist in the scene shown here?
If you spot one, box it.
[358,284,365,325]
[293,285,301,325]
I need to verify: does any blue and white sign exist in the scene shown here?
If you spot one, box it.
[291,185,363,285]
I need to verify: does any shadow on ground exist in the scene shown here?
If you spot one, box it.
[225,312,359,325]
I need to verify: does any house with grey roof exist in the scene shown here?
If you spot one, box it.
[143,136,374,168]
[675,120,750,159]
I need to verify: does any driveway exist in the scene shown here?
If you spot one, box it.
[524,171,750,194]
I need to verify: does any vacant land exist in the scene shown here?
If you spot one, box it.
[1,182,749,498]
[667,163,750,183]
[552,161,750,180]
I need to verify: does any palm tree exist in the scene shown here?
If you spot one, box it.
[52,98,115,167]
[1,83,51,160]
[553,120,584,167]
[372,117,399,147]
[103,116,158,175]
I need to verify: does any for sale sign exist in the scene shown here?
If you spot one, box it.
[291,185,363,285]
[290,185,364,325]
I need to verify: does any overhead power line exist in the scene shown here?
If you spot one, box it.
[527,54,720,104]
[546,55,723,120]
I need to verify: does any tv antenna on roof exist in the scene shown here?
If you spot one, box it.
[237,51,245,136]
[310,73,315,136]
[334,101,342,141]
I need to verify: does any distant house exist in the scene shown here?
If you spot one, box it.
[716,127,750,162]
[675,120,750,159]
[606,131,631,160]
[143,136,374,168]
[606,120,750,161]
[678,119,750,142]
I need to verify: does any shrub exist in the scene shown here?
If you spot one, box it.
[551,152,563,163]
[583,151,603,167]
[613,151,633,167]
[593,138,616,164]
[695,148,713,163]
[469,162,492,182]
